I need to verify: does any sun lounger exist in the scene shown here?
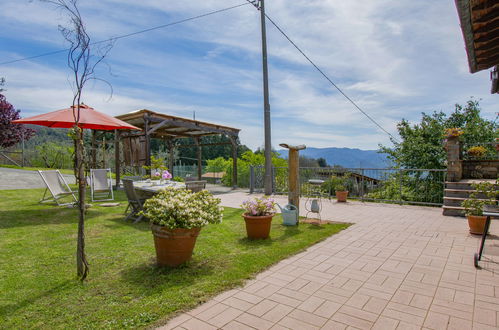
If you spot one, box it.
[38,170,77,206]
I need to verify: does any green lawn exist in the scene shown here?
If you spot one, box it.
[0,188,349,329]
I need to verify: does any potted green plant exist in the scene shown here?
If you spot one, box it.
[462,181,497,235]
[330,173,350,202]
[241,196,277,239]
[140,187,223,267]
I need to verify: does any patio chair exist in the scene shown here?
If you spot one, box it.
[122,178,145,223]
[90,168,114,202]
[38,170,77,206]
[185,180,207,193]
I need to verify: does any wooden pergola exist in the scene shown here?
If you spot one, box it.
[113,109,240,187]
[455,0,499,93]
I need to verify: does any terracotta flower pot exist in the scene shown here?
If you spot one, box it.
[243,214,273,239]
[467,215,487,235]
[335,191,349,202]
[151,225,201,267]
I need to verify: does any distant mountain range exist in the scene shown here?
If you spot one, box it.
[277,147,391,169]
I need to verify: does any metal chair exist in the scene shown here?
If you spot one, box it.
[185,180,207,193]
[122,178,145,223]
[38,170,77,206]
[90,168,114,202]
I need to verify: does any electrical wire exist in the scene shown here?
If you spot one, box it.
[0,2,250,66]
[263,12,400,143]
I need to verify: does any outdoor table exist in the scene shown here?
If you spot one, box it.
[474,211,499,268]
[133,180,186,199]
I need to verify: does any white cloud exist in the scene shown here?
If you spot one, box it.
[0,0,497,153]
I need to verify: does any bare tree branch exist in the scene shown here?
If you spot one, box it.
[41,0,114,281]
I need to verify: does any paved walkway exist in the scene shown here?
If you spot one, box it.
[160,192,499,330]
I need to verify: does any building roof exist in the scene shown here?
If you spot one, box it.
[115,109,240,139]
[455,0,499,93]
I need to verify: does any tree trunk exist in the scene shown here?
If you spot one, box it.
[75,129,89,280]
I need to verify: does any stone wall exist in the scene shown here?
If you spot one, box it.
[462,160,499,179]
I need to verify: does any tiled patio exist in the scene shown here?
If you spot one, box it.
[160,192,499,330]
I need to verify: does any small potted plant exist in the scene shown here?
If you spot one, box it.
[462,181,497,235]
[140,187,223,267]
[241,196,277,239]
[329,173,350,202]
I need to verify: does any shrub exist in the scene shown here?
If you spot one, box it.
[140,188,223,229]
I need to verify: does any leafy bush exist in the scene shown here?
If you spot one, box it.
[0,93,34,148]
[206,151,287,188]
[322,173,351,194]
[462,181,498,216]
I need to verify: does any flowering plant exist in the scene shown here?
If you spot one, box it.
[140,187,223,229]
[162,170,172,180]
[467,145,487,158]
[445,127,464,138]
[241,196,277,216]
[142,155,168,180]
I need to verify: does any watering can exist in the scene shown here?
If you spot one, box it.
[277,203,298,226]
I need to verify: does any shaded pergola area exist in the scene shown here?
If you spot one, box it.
[455,0,499,93]
[114,109,240,187]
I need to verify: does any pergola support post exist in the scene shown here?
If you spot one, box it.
[91,130,97,169]
[166,138,175,177]
[230,136,238,188]
[195,137,202,180]
[144,114,151,172]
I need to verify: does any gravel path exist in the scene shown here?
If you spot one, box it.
[0,167,75,190]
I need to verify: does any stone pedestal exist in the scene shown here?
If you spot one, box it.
[445,137,462,182]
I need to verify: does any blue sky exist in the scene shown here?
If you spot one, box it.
[0,0,496,150]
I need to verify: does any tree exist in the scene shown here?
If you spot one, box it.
[43,0,113,280]
[0,93,34,149]
[380,99,497,169]
[317,157,328,167]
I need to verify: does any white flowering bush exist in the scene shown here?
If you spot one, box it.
[141,187,224,229]
[241,196,277,216]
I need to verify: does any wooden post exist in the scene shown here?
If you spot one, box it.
[102,135,106,168]
[144,114,151,170]
[230,136,238,188]
[91,130,97,169]
[195,137,202,180]
[21,133,25,167]
[114,130,120,189]
[166,138,175,177]
[279,144,306,214]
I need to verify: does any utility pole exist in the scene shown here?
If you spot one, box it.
[259,0,273,195]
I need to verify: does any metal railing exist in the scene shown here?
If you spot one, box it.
[250,166,447,206]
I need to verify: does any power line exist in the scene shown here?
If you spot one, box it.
[263,12,399,143]
[0,2,250,66]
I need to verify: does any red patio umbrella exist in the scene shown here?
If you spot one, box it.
[12,104,140,131]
